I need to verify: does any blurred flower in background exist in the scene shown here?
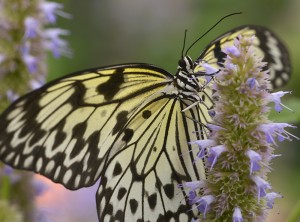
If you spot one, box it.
[0,0,71,221]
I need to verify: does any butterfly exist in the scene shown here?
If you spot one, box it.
[0,25,290,222]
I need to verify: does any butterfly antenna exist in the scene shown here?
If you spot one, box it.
[185,12,242,55]
[181,29,188,58]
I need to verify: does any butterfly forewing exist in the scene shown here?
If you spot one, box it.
[0,64,174,188]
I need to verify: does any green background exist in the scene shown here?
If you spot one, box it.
[48,0,300,221]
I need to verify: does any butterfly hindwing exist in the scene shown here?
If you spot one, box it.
[195,25,291,89]
[97,93,207,221]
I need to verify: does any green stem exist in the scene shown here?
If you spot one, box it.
[0,176,11,200]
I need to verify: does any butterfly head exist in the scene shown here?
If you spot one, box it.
[178,56,194,73]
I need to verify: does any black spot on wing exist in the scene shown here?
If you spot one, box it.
[148,193,157,210]
[112,111,128,135]
[113,162,122,176]
[115,210,123,221]
[129,199,138,214]
[213,41,227,64]
[97,68,125,101]
[122,128,133,142]
[117,187,127,200]
[142,110,151,119]
[163,184,175,199]
[69,122,87,158]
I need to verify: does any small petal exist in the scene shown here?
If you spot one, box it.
[43,28,71,58]
[206,123,224,132]
[266,91,291,112]
[246,150,262,174]
[190,139,217,159]
[202,63,219,83]
[226,63,237,71]
[246,78,258,89]
[32,178,49,196]
[24,17,40,38]
[181,180,206,191]
[3,165,21,183]
[202,63,219,75]
[207,145,227,170]
[233,207,243,222]
[6,90,19,102]
[30,79,45,90]
[188,190,197,204]
[223,45,241,57]
[252,176,271,200]
[259,123,298,145]
[265,192,282,209]
[0,54,6,64]
[208,109,216,117]
[23,54,38,73]
[40,1,70,23]
[196,195,215,219]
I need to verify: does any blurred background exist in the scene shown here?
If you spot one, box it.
[39,0,300,221]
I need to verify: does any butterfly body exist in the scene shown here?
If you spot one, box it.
[0,25,290,222]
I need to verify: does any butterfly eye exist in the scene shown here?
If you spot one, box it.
[178,58,186,68]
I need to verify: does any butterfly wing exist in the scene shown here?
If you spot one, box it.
[0,64,208,221]
[97,92,208,221]
[195,25,291,89]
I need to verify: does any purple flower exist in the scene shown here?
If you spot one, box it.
[6,90,19,102]
[24,17,40,38]
[181,180,206,191]
[2,165,21,183]
[233,207,243,222]
[202,63,219,74]
[259,123,298,145]
[208,109,216,117]
[23,53,38,73]
[246,78,258,89]
[202,63,219,83]
[207,145,227,170]
[265,192,282,209]
[190,139,217,159]
[266,91,291,112]
[206,123,224,132]
[43,28,70,58]
[40,1,70,24]
[188,190,197,205]
[195,195,215,219]
[252,176,271,200]
[30,79,45,90]
[223,45,241,57]
[32,178,49,196]
[246,150,262,174]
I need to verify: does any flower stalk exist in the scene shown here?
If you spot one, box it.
[187,35,297,221]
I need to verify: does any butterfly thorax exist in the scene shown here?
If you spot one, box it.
[171,56,204,100]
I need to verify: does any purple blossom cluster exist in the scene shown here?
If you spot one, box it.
[184,36,298,221]
[0,1,70,220]
[0,0,70,105]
